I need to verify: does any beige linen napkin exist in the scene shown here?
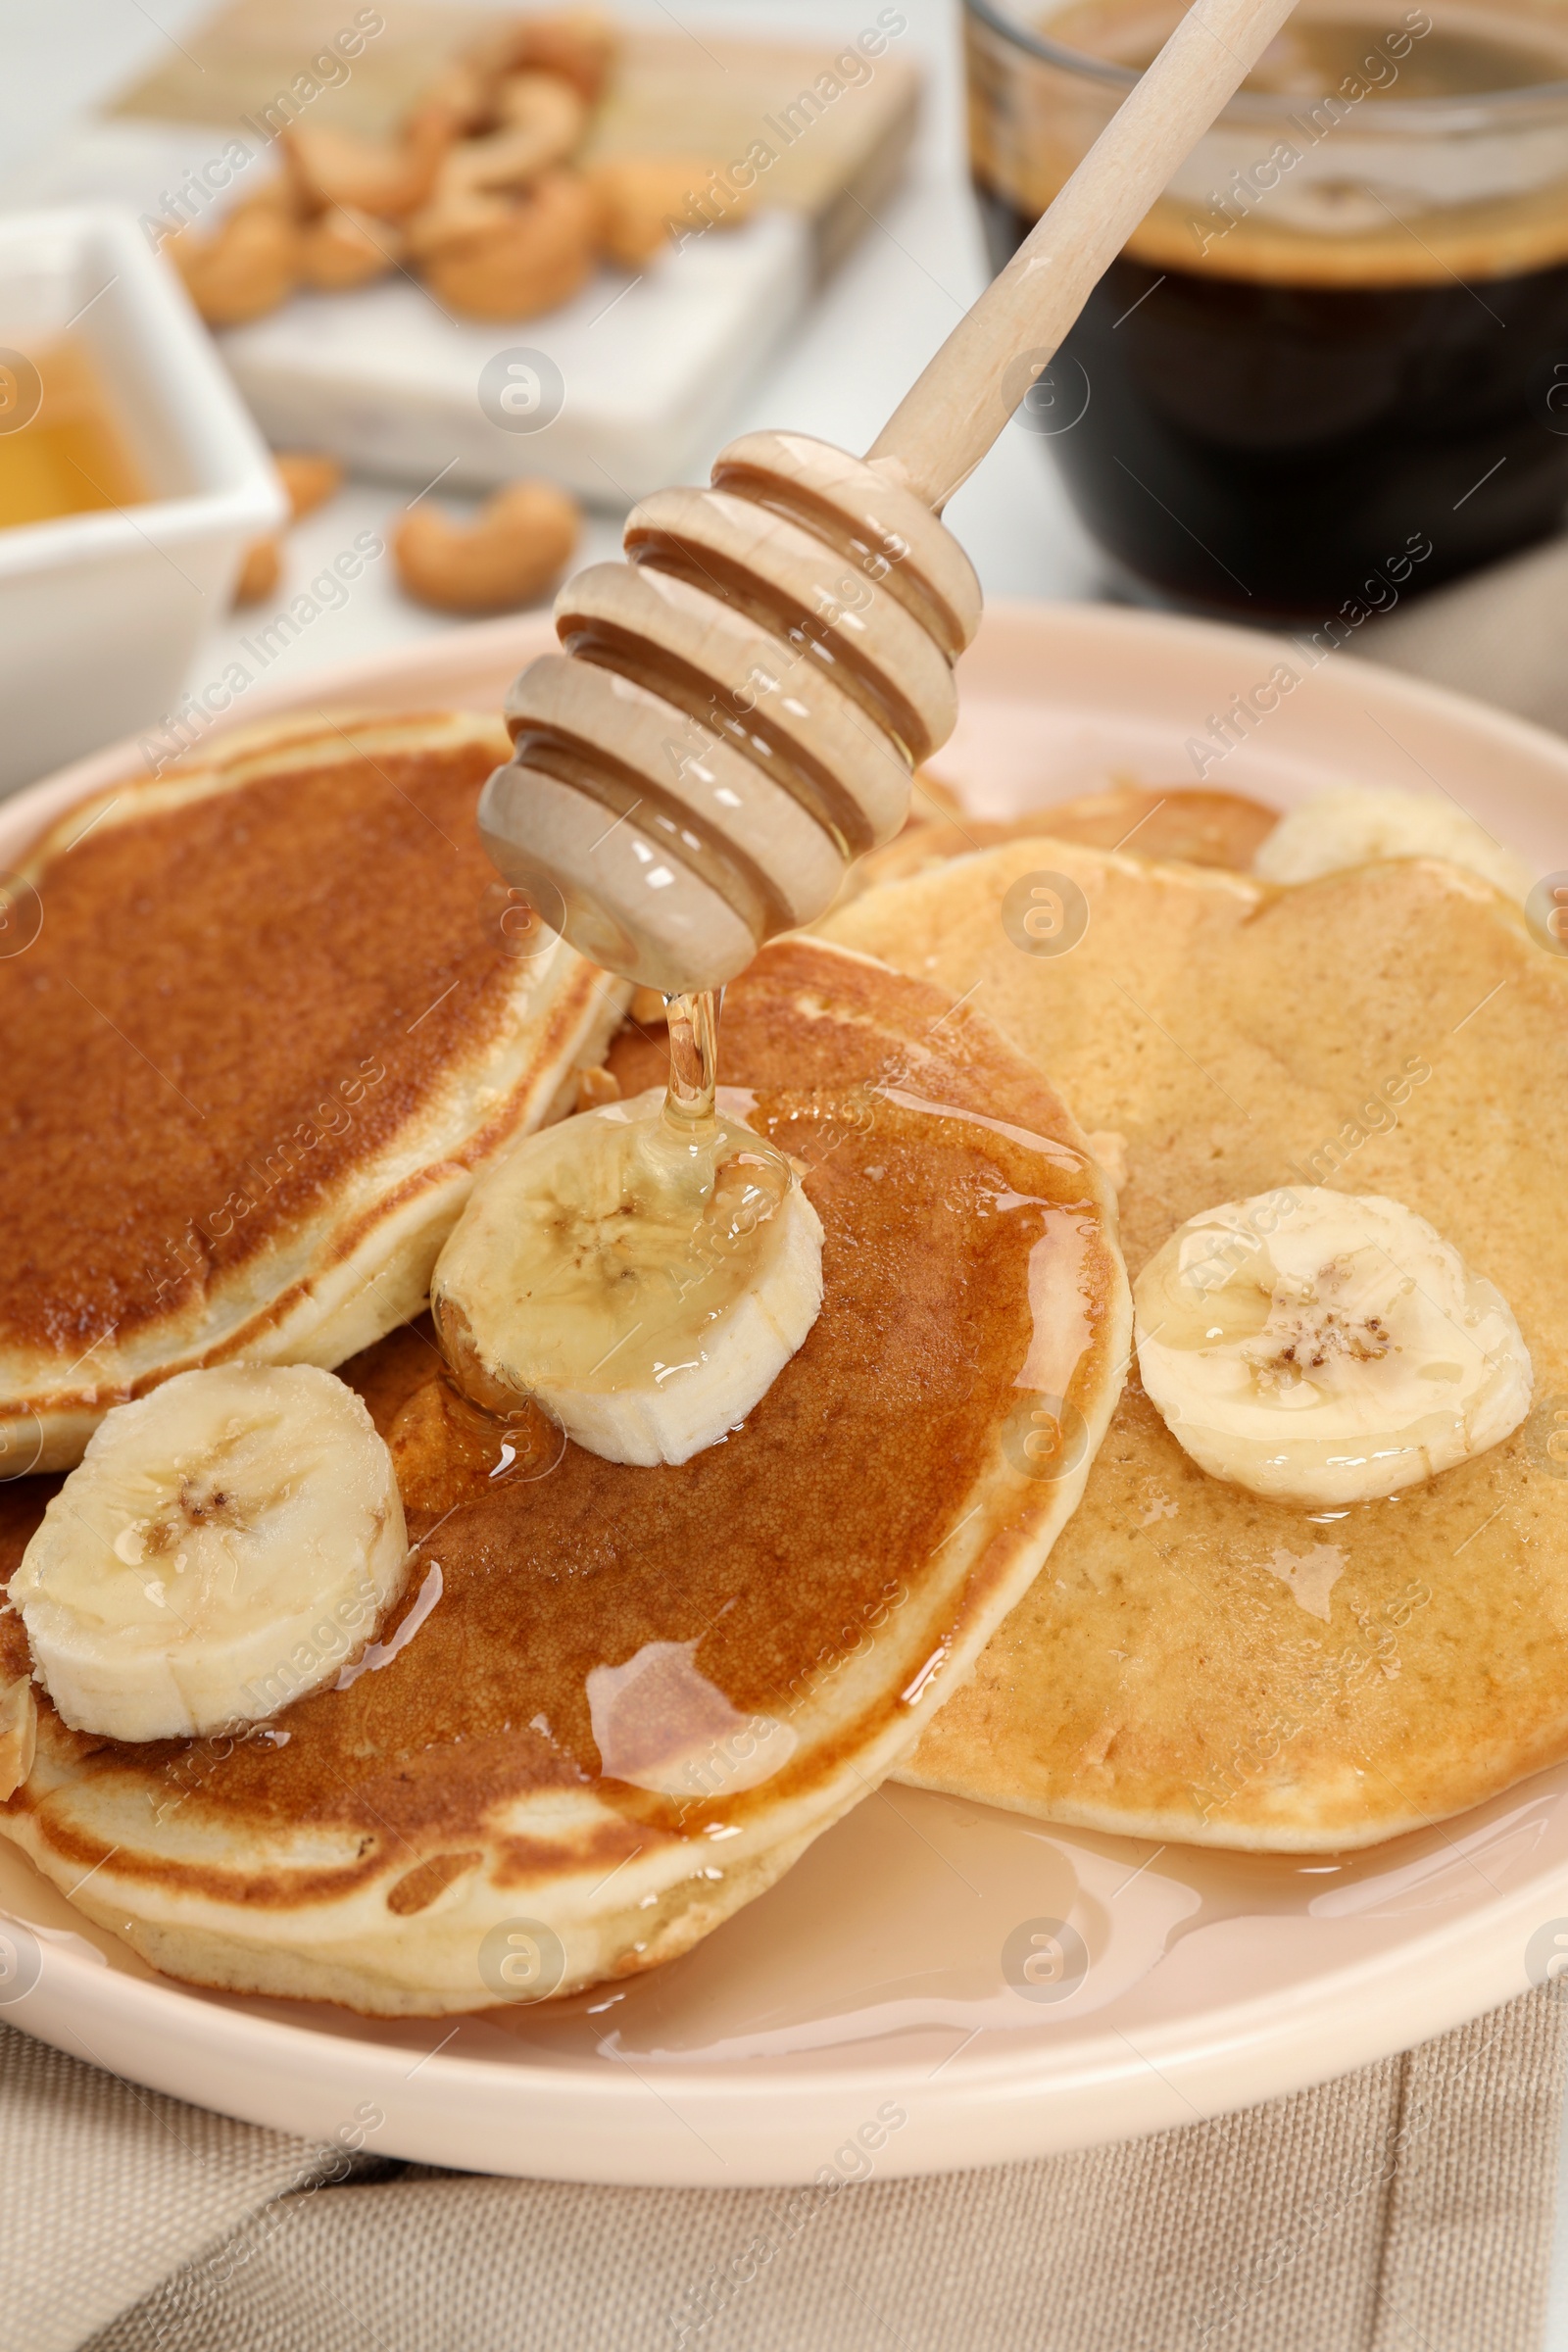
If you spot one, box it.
[6,535,1568,2352]
[0,1985,1562,2352]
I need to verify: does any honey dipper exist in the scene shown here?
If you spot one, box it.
[480,0,1299,995]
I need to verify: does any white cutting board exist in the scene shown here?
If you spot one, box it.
[8,117,810,503]
[221,212,813,503]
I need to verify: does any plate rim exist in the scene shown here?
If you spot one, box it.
[4,596,1568,2185]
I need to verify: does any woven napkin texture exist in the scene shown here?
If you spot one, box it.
[2,1984,1563,2352]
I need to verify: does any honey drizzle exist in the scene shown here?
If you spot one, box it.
[662,989,720,1136]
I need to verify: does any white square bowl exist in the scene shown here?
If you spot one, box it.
[0,205,284,797]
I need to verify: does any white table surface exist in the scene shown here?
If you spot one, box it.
[3,1,1566,2337]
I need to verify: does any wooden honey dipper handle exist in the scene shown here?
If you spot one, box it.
[482,0,1300,996]
[868,0,1303,512]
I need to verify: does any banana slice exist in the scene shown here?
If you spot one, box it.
[1254,783,1533,902]
[431,1087,824,1467]
[10,1365,410,1742]
[1134,1187,1532,1504]
[0,1675,35,1801]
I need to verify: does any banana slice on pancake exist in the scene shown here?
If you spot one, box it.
[1255,781,1533,900]
[432,1089,823,1466]
[1134,1188,1533,1505]
[11,1366,409,1742]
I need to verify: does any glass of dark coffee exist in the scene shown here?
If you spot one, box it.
[966,0,1568,620]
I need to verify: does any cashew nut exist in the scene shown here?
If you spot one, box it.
[404,61,491,147]
[492,73,588,164]
[276,451,344,520]
[233,452,344,609]
[437,123,564,203]
[413,170,597,320]
[169,204,301,327]
[300,204,401,291]
[228,177,300,220]
[588,154,755,270]
[233,534,283,607]
[424,80,587,236]
[168,19,624,332]
[404,187,515,261]
[466,9,619,104]
[284,121,449,223]
[393,479,581,614]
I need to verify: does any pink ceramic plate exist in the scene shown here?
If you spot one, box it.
[3,603,1567,2184]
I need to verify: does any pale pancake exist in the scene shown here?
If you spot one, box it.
[0,940,1129,2014]
[0,711,627,1471]
[825,845,1568,1849]
[849,784,1279,896]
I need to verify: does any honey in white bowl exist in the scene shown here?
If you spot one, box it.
[0,336,147,531]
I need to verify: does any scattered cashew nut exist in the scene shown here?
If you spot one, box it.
[589,154,754,270]
[422,76,587,225]
[234,451,345,609]
[404,186,515,262]
[169,205,301,327]
[300,205,401,291]
[233,536,283,606]
[403,61,491,147]
[433,122,565,205]
[166,23,627,329]
[277,451,345,521]
[490,73,588,168]
[414,170,597,320]
[393,479,582,614]
[467,9,619,103]
[284,121,450,222]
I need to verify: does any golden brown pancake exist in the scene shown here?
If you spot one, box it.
[825,843,1568,1850]
[0,711,627,1470]
[849,783,1279,896]
[0,938,1129,2014]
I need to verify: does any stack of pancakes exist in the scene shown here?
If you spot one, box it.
[3,714,1563,2015]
